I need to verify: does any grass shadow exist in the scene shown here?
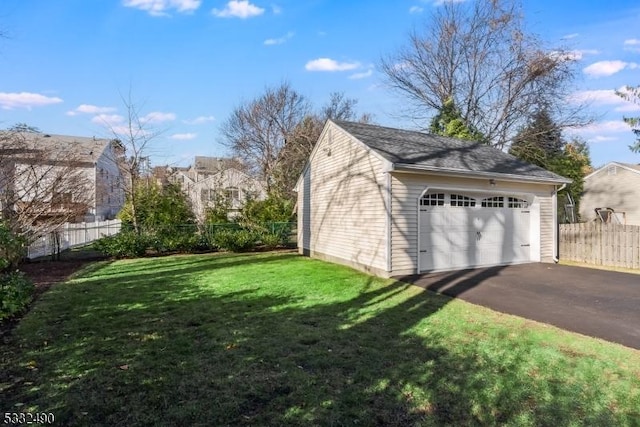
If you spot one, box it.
[2,253,638,426]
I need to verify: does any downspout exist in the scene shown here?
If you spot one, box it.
[385,172,392,275]
[553,183,567,263]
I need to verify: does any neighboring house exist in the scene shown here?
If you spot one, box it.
[0,132,125,223]
[580,162,640,225]
[296,120,571,277]
[167,156,266,221]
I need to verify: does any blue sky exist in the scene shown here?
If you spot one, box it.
[1,0,639,168]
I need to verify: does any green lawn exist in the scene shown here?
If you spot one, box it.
[2,252,639,426]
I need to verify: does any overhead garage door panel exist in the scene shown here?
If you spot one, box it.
[420,193,532,272]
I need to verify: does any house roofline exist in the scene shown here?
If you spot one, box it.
[294,119,393,192]
[390,163,572,185]
[196,167,264,187]
[584,161,640,180]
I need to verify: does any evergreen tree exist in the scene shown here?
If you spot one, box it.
[509,109,563,167]
[429,98,486,142]
[509,110,592,221]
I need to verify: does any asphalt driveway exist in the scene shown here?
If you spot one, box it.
[395,263,640,350]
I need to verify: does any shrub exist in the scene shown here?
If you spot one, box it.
[154,231,203,254]
[0,271,35,321]
[93,231,150,258]
[212,229,258,252]
[0,222,26,273]
[240,195,294,224]
[258,232,282,250]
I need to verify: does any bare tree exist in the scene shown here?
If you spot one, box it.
[221,84,372,199]
[0,130,93,247]
[99,92,162,233]
[380,0,586,148]
[221,82,311,193]
[273,92,371,199]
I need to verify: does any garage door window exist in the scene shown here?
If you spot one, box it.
[508,197,528,208]
[481,196,504,208]
[450,194,476,207]
[421,193,445,206]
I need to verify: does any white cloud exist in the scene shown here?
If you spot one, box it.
[264,31,294,46]
[122,0,202,16]
[550,50,580,62]
[271,4,282,14]
[66,104,116,116]
[183,115,215,125]
[142,111,176,123]
[0,92,63,110]
[212,1,264,18]
[553,49,600,61]
[581,49,600,55]
[305,58,360,72]
[409,6,424,14]
[571,120,631,135]
[433,0,467,5]
[170,132,197,140]
[91,114,125,126]
[561,33,579,40]
[570,88,640,112]
[583,60,639,77]
[624,39,640,52]
[349,69,373,80]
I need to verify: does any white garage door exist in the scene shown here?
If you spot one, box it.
[419,192,532,272]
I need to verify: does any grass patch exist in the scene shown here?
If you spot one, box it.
[560,260,640,275]
[2,252,639,426]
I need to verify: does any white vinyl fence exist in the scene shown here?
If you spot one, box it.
[27,219,122,259]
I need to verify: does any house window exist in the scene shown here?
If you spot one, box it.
[508,197,528,208]
[201,189,212,203]
[225,187,240,203]
[607,165,617,176]
[52,192,72,208]
[481,196,504,208]
[450,194,476,207]
[420,193,445,206]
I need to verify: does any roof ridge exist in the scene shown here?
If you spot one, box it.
[331,119,570,184]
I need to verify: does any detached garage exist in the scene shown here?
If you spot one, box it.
[296,120,571,277]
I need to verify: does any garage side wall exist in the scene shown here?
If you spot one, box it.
[298,124,389,275]
[390,172,557,275]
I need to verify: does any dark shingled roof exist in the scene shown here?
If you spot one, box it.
[333,120,570,183]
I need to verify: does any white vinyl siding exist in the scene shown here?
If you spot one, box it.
[539,196,555,262]
[94,144,124,220]
[298,123,388,273]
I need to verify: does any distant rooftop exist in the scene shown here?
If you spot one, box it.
[0,131,118,164]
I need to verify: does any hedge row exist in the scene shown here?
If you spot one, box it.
[93,224,293,259]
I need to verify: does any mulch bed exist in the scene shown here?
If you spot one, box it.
[1,256,104,342]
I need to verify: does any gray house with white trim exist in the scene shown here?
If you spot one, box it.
[295,120,571,277]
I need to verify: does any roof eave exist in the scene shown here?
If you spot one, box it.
[391,163,572,185]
